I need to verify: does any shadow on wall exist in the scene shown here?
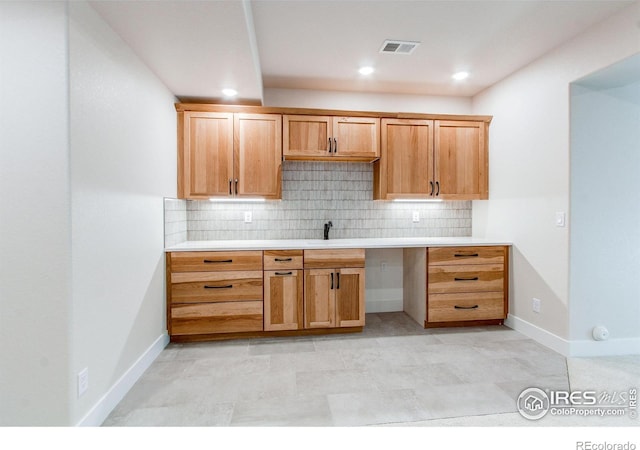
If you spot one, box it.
[508,246,569,341]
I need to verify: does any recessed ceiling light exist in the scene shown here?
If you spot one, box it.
[222,88,238,97]
[452,71,470,81]
[359,66,375,75]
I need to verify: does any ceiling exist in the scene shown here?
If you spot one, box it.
[90,0,634,104]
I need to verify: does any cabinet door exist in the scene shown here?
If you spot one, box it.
[304,269,335,328]
[335,268,365,327]
[234,114,282,199]
[332,117,380,159]
[179,112,234,199]
[375,119,433,199]
[264,270,303,331]
[283,115,332,158]
[434,120,487,200]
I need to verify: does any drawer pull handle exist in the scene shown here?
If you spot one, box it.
[275,271,293,276]
[204,285,233,289]
[454,277,479,281]
[274,258,293,262]
[203,259,233,264]
[454,305,479,310]
[454,253,479,257]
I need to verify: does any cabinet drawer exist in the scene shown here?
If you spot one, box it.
[428,246,505,266]
[170,271,263,303]
[304,249,365,269]
[170,251,263,272]
[264,250,303,270]
[171,301,264,335]
[427,292,505,322]
[428,264,504,294]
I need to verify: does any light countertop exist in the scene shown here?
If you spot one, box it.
[165,237,512,252]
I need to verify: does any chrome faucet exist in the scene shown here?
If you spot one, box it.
[323,221,333,240]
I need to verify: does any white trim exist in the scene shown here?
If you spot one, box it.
[75,332,169,427]
[504,314,570,356]
[569,337,640,357]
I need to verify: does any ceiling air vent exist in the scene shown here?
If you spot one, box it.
[379,40,420,55]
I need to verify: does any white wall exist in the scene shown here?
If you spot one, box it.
[68,2,177,425]
[472,1,640,352]
[0,1,72,426]
[569,75,640,355]
[264,87,472,115]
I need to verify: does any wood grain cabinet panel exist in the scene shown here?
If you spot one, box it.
[178,112,282,199]
[425,246,508,327]
[283,115,379,162]
[167,251,265,339]
[171,301,263,335]
[374,119,488,200]
[264,269,304,331]
[178,112,234,199]
[263,250,303,270]
[303,250,365,329]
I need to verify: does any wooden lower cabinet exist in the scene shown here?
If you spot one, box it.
[167,248,366,341]
[403,245,509,328]
[425,246,508,327]
[304,268,365,329]
[264,269,304,331]
[303,249,366,330]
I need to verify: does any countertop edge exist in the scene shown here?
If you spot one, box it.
[164,238,513,252]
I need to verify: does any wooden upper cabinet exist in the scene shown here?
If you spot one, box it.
[178,112,234,199]
[283,115,380,162]
[234,114,282,199]
[374,118,488,200]
[434,120,487,200]
[375,119,433,200]
[283,115,331,158]
[178,111,282,200]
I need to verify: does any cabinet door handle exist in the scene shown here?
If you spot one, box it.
[336,272,340,289]
[275,271,293,276]
[204,285,233,289]
[454,277,479,281]
[430,181,434,196]
[333,137,337,153]
[203,259,233,264]
[454,253,479,258]
[328,137,332,153]
[435,181,440,196]
[234,178,238,195]
[454,305,479,310]
[229,179,232,195]
[274,258,293,262]
[330,272,334,289]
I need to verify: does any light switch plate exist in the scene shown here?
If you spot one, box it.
[555,211,566,227]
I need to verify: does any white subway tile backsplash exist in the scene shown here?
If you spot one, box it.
[163,163,472,243]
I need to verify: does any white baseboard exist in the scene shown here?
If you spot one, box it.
[366,299,403,313]
[505,314,570,356]
[505,314,640,357]
[76,332,169,426]
[569,337,640,357]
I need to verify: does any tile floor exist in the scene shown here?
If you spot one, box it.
[103,312,638,427]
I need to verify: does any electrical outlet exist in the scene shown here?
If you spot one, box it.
[244,211,252,223]
[412,211,419,223]
[532,298,541,313]
[381,261,387,272]
[78,367,89,398]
